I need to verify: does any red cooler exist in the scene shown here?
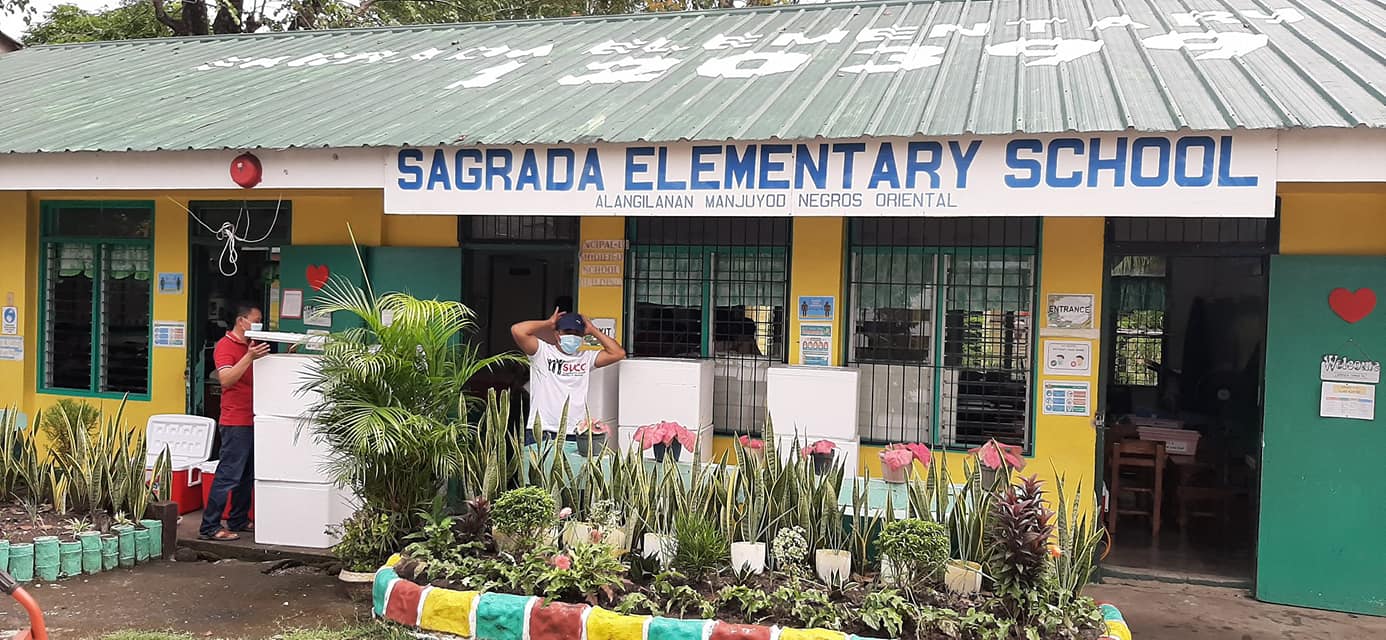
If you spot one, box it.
[145,414,216,515]
[198,460,255,521]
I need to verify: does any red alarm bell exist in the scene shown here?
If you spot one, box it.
[230,152,263,188]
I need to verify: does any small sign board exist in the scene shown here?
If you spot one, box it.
[0,336,21,361]
[1,306,16,335]
[157,273,184,295]
[1046,294,1095,329]
[798,296,835,321]
[800,323,833,366]
[1320,354,1381,384]
[1042,380,1091,416]
[153,321,186,348]
[1320,382,1375,421]
[1043,340,1092,376]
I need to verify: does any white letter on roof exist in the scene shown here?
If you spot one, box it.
[703,34,763,50]
[856,26,919,42]
[1089,16,1149,31]
[448,60,524,89]
[985,38,1104,66]
[1240,9,1305,24]
[507,45,554,58]
[927,23,989,38]
[841,44,945,73]
[558,57,682,85]
[239,57,286,69]
[1142,31,1268,60]
[1170,11,1241,27]
[697,51,810,79]
[771,30,849,47]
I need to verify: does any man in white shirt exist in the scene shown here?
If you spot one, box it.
[512,309,625,440]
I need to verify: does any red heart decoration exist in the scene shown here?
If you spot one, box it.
[306,265,330,291]
[1328,287,1376,324]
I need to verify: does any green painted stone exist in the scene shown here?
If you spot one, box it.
[649,616,710,640]
[474,592,533,640]
[372,568,399,619]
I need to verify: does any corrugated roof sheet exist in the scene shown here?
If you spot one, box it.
[0,0,1383,153]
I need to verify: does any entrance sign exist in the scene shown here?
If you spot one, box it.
[1046,294,1095,329]
[385,133,1276,217]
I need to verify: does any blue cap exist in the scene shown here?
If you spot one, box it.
[556,314,586,333]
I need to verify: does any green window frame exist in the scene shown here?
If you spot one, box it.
[847,218,1040,452]
[38,201,155,400]
[625,218,790,436]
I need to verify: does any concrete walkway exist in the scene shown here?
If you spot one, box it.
[1090,579,1386,640]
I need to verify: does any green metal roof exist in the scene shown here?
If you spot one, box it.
[1,0,1383,153]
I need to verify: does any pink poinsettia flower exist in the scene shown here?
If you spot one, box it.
[738,435,765,450]
[550,553,572,570]
[903,443,932,467]
[577,417,610,435]
[558,507,573,520]
[880,448,915,471]
[632,421,695,451]
[968,439,1026,471]
[800,439,837,457]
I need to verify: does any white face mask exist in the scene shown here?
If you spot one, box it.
[558,334,583,355]
[249,322,264,332]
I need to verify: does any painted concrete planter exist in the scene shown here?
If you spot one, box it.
[943,560,983,595]
[814,549,852,585]
[372,558,1133,640]
[730,541,766,575]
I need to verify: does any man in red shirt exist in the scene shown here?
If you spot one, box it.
[200,304,269,541]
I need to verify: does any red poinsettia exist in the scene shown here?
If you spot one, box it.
[879,442,932,471]
[576,417,611,435]
[632,421,696,451]
[800,439,837,457]
[738,435,765,450]
[969,438,1026,471]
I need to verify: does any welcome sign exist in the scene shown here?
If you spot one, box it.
[384,132,1277,217]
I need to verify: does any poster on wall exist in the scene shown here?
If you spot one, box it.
[157,273,183,295]
[1319,382,1376,421]
[580,239,626,288]
[1042,380,1090,416]
[800,324,832,367]
[281,289,304,319]
[1045,294,1094,329]
[798,296,834,321]
[1,306,16,335]
[304,306,333,328]
[153,322,186,348]
[0,336,21,361]
[1043,340,1092,376]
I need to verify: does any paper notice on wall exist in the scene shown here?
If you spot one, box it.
[1043,340,1092,376]
[0,336,22,361]
[153,321,186,348]
[1046,294,1095,329]
[799,323,832,366]
[1320,382,1375,421]
[304,306,332,328]
[281,289,304,319]
[1042,380,1091,416]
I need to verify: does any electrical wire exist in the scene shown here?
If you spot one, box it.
[167,196,282,277]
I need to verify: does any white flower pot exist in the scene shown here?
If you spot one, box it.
[879,556,899,583]
[338,569,376,584]
[642,533,676,566]
[945,560,983,594]
[730,541,767,575]
[599,529,629,556]
[564,522,595,548]
[814,549,852,585]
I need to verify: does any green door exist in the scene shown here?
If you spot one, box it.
[1258,255,1385,615]
[277,245,367,334]
[366,247,462,303]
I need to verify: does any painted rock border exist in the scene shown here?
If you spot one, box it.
[372,559,1132,640]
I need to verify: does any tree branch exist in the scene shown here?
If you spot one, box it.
[149,0,185,34]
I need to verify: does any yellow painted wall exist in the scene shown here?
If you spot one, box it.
[788,218,846,366]
[577,217,626,339]
[1278,184,1386,255]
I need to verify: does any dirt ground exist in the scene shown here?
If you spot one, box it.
[1090,579,1386,640]
[0,559,363,640]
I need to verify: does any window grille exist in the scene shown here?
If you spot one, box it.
[1108,218,1275,250]
[40,202,154,396]
[1112,257,1167,387]
[461,216,578,243]
[848,218,1038,450]
[626,218,790,435]
[188,201,292,246]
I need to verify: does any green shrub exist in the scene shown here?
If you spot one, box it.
[541,541,628,605]
[878,518,949,586]
[493,487,557,542]
[671,512,729,579]
[39,398,99,459]
[331,509,400,572]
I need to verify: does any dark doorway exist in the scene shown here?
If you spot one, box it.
[1100,218,1274,582]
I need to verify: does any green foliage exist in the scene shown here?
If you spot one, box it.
[859,589,915,638]
[38,399,100,459]
[332,509,401,572]
[493,486,557,542]
[614,592,660,616]
[988,475,1057,595]
[716,585,772,622]
[542,541,628,605]
[769,525,807,573]
[769,583,844,630]
[650,572,716,619]
[671,512,729,579]
[1051,473,1105,603]
[879,518,950,587]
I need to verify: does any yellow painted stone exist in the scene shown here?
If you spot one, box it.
[1105,620,1132,640]
[420,589,480,637]
[780,629,845,640]
[385,554,402,568]
[587,607,648,640]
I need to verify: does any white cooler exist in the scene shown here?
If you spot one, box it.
[145,414,217,515]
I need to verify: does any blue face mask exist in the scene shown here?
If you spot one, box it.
[558,334,583,355]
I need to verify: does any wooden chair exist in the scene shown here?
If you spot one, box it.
[1108,439,1167,545]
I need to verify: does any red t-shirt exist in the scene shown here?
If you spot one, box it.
[214,332,254,426]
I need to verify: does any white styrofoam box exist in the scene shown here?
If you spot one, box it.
[586,361,620,424]
[254,416,336,484]
[253,480,349,549]
[774,435,861,476]
[715,358,770,433]
[617,421,716,463]
[145,414,216,470]
[857,366,958,444]
[767,365,858,440]
[252,354,323,419]
[618,358,715,428]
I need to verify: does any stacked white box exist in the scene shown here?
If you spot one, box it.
[617,358,715,461]
[773,436,860,476]
[586,361,621,425]
[246,340,354,549]
[767,365,859,440]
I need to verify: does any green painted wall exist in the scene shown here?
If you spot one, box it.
[367,247,462,303]
[277,245,367,334]
[1258,255,1385,615]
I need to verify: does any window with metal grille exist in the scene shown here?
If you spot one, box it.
[461,216,579,243]
[40,202,154,397]
[188,201,292,245]
[848,218,1038,450]
[1112,257,1167,387]
[1108,218,1275,249]
[626,218,790,435]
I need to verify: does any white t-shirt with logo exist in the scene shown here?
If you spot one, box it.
[527,340,600,434]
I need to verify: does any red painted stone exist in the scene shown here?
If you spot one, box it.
[529,601,589,640]
[709,621,774,640]
[385,580,425,627]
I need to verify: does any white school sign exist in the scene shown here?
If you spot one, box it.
[384,133,1277,217]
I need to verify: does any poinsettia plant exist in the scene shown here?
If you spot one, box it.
[969,438,1026,471]
[576,417,610,435]
[738,435,765,450]
[632,420,695,451]
[880,442,932,471]
[800,439,837,457]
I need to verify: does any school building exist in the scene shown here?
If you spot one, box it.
[1,0,1383,616]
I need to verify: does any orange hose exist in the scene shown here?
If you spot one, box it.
[11,587,47,640]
